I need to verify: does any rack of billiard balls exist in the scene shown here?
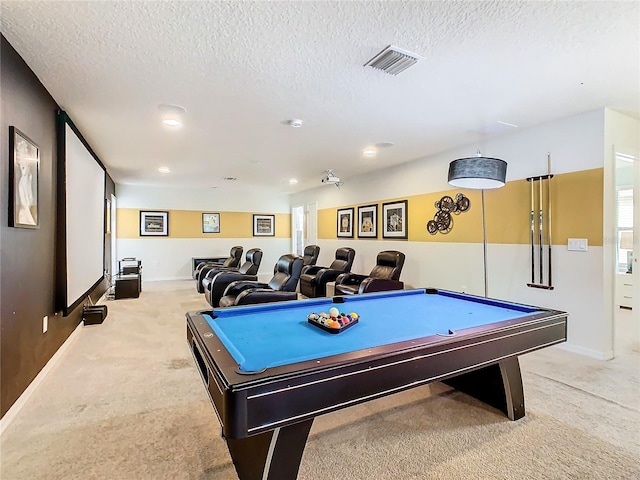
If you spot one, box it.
[307,307,359,334]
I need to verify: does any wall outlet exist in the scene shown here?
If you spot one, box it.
[43,315,48,333]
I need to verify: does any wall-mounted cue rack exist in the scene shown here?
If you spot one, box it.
[526,153,554,290]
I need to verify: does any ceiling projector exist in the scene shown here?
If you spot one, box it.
[321,170,341,184]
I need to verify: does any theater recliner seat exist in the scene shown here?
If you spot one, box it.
[302,245,320,267]
[298,247,355,298]
[193,245,243,287]
[197,248,261,294]
[334,250,405,295]
[217,254,304,308]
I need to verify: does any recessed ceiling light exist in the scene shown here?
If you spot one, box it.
[158,104,186,128]
[287,119,303,128]
[162,118,181,127]
[363,147,377,157]
[375,142,394,149]
[289,178,298,185]
[158,166,171,174]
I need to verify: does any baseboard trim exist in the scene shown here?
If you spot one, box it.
[554,342,613,361]
[0,321,83,436]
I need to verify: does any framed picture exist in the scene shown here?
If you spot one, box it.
[357,204,378,238]
[202,212,220,233]
[140,210,169,236]
[382,200,408,239]
[253,214,275,236]
[337,207,354,238]
[9,126,39,228]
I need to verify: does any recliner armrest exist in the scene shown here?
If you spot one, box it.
[316,268,346,285]
[234,289,298,306]
[206,272,259,307]
[224,280,269,297]
[301,265,323,277]
[359,278,404,294]
[336,273,369,286]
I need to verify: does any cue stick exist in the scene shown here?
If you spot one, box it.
[547,153,553,287]
[530,177,535,284]
[538,176,544,285]
[482,189,489,298]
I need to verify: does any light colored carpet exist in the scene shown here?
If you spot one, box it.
[1,280,638,480]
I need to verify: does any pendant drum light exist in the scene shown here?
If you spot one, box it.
[448,150,507,189]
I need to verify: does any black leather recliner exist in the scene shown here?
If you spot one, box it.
[198,248,262,294]
[298,247,355,298]
[302,245,320,267]
[193,246,243,281]
[204,251,264,307]
[334,250,405,295]
[217,254,304,307]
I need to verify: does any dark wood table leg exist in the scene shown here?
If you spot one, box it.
[226,419,314,480]
[442,357,525,420]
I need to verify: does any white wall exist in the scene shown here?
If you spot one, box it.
[115,185,291,282]
[116,184,291,212]
[292,109,616,358]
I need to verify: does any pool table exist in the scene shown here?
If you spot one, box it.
[186,289,567,480]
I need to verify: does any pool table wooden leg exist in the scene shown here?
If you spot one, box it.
[442,357,525,421]
[225,419,314,480]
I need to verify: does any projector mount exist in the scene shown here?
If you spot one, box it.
[321,170,344,188]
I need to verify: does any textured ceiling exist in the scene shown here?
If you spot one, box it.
[1,1,638,194]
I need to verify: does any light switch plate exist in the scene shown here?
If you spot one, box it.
[567,238,588,252]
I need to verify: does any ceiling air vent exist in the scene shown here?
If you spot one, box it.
[364,45,421,76]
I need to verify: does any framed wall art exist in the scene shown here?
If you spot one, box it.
[9,126,39,228]
[337,207,354,238]
[253,214,275,236]
[202,212,220,233]
[140,210,169,236]
[357,204,377,238]
[382,200,408,239]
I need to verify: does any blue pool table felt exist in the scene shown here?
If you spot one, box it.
[204,289,542,372]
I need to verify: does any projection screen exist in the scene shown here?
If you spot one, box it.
[60,117,106,315]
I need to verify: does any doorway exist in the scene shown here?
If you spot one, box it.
[614,154,638,358]
[291,202,318,255]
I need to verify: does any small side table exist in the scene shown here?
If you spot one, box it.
[115,274,141,299]
[325,282,336,297]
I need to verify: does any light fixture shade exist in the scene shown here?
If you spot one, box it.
[448,156,507,189]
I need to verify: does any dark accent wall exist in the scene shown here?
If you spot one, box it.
[0,36,113,417]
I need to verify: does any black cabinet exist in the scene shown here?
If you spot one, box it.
[115,274,140,299]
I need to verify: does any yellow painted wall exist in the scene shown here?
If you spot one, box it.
[117,209,291,239]
[317,168,604,246]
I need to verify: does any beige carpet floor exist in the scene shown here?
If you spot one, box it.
[1,280,638,480]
